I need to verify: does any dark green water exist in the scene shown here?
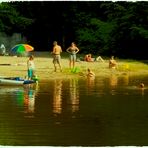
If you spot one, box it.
[0,75,148,146]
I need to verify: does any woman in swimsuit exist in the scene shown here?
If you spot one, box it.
[66,42,79,69]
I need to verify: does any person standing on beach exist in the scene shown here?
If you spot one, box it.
[66,42,79,69]
[27,55,35,80]
[0,43,6,56]
[52,41,62,72]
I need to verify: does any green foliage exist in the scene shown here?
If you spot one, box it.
[76,16,114,54]
[130,26,148,39]
[0,2,148,59]
[98,2,148,58]
[0,2,33,34]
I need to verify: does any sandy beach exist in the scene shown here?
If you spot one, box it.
[0,52,148,81]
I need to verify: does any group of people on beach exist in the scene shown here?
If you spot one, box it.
[27,41,119,80]
[29,40,146,88]
[51,41,118,77]
[0,41,144,89]
[26,41,80,80]
[51,41,80,72]
[51,41,97,78]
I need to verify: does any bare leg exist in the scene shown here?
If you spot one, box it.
[54,64,57,72]
[69,61,72,69]
[59,63,62,72]
[73,60,75,68]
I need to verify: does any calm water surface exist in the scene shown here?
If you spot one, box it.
[0,75,148,146]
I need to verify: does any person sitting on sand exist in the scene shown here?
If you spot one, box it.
[84,54,94,62]
[87,68,95,78]
[109,56,117,69]
[27,55,35,80]
[139,82,144,88]
[84,54,104,62]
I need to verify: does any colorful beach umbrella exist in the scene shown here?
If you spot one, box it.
[11,44,34,54]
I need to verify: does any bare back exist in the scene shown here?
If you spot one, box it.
[53,45,62,55]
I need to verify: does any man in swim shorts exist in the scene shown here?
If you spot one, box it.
[52,41,62,72]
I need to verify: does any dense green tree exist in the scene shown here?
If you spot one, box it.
[75,2,148,58]
[75,16,114,55]
[0,2,33,35]
[99,2,148,58]
[0,1,147,59]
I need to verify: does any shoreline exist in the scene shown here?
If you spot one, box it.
[0,52,148,81]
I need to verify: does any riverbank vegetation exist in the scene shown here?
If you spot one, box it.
[0,1,148,60]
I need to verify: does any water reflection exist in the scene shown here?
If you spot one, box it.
[109,74,130,88]
[109,74,118,88]
[16,89,24,107]
[0,76,148,146]
[121,74,129,86]
[109,74,118,96]
[53,79,63,114]
[95,78,105,96]
[52,78,80,115]
[140,87,145,96]
[87,76,95,95]
[69,78,79,113]
[24,84,39,115]
[0,84,38,114]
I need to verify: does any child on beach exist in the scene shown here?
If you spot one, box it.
[139,82,144,88]
[109,56,117,69]
[27,55,35,80]
[87,68,95,78]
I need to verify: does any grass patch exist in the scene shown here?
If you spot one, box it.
[117,60,148,72]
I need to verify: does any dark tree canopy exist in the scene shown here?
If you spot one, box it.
[0,1,147,59]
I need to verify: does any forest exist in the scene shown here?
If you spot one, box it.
[0,1,148,59]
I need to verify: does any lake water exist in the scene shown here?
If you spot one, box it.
[0,74,148,146]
